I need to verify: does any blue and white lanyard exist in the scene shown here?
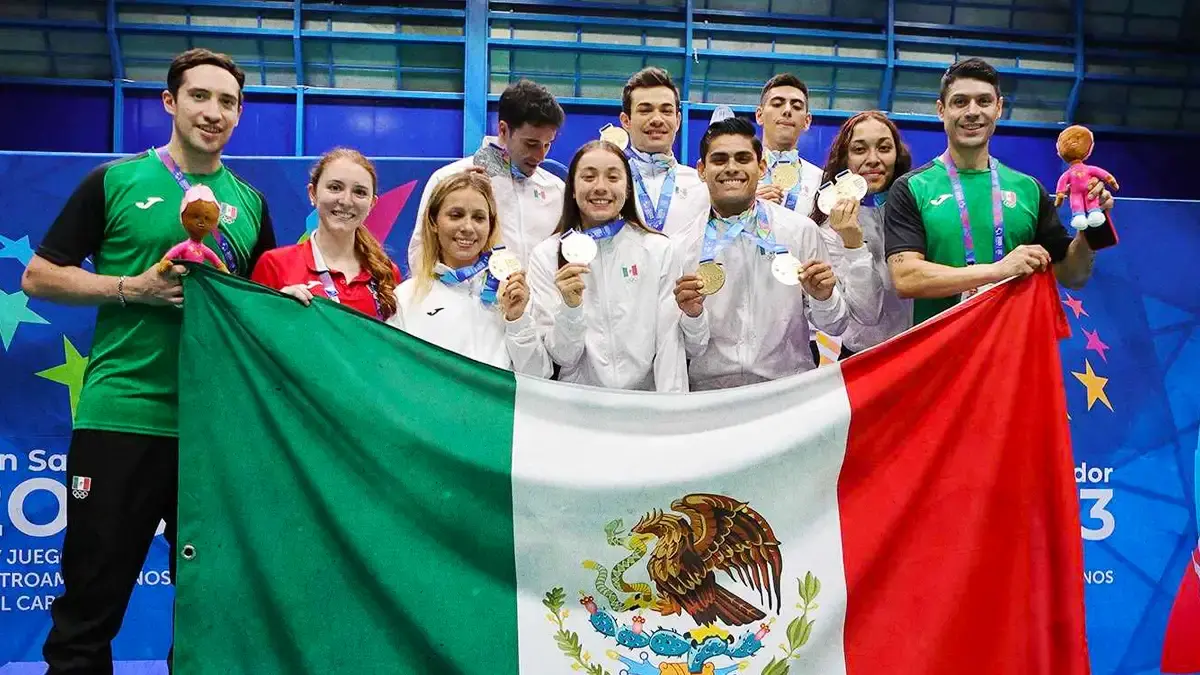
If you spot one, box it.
[701,202,785,263]
[437,253,501,305]
[626,149,676,232]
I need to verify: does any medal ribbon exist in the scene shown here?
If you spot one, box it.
[941,150,1004,266]
[438,253,501,306]
[626,149,676,232]
[702,201,784,262]
[312,236,385,319]
[155,147,239,274]
[566,218,625,244]
[744,205,788,255]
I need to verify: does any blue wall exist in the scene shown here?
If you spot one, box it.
[2,81,1191,201]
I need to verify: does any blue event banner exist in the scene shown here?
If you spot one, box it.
[0,153,1197,674]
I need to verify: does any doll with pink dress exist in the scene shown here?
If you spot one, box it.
[1053,125,1120,231]
[159,184,229,273]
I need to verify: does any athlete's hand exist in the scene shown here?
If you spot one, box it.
[129,263,186,307]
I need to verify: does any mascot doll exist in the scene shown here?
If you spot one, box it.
[159,184,229,273]
[1053,125,1120,249]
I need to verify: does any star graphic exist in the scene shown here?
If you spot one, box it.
[1071,359,1113,411]
[0,234,34,265]
[0,288,50,350]
[1082,328,1110,363]
[1062,293,1088,319]
[36,336,90,420]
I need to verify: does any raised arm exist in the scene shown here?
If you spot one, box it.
[527,244,588,369]
[793,219,850,337]
[819,217,883,326]
[1034,183,1100,290]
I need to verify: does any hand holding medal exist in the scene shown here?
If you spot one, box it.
[816,169,870,216]
[499,270,530,321]
[827,199,864,249]
[487,246,529,320]
[798,260,836,300]
[673,273,707,318]
[556,231,596,308]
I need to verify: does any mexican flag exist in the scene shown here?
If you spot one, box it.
[175,265,1089,675]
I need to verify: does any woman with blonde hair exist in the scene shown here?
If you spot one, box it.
[526,140,688,392]
[388,171,550,376]
[251,147,401,320]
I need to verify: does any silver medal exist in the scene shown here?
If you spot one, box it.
[771,252,803,286]
[561,231,598,265]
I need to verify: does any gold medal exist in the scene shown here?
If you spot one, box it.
[696,261,725,296]
[770,163,800,191]
[599,123,629,149]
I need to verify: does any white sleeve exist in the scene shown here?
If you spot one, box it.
[407,171,442,274]
[795,221,850,337]
[821,226,883,326]
[652,240,689,393]
[671,219,710,358]
[504,310,552,378]
[527,244,587,369]
[679,310,710,359]
[386,288,407,331]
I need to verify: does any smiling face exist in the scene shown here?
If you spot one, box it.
[434,186,494,268]
[755,85,811,151]
[698,133,765,216]
[620,86,680,155]
[846,118,898,194]
[307,157,377,237]
[937,77,1002,153]
[163,64,242,158]
[573,147,628,227]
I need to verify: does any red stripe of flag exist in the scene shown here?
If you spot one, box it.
[1162,543,1200,673]
[838,271,1089,675]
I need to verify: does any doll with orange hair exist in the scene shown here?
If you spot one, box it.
[1054,125,1119,231]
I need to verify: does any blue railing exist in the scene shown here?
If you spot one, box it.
[0,0,1197,159]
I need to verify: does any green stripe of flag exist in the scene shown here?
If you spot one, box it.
[176,265,520,673]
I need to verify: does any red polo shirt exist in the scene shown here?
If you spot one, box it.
[250,238,401,319]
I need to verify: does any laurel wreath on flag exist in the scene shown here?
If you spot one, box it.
[760,571,823,675]
[543,587,611,675]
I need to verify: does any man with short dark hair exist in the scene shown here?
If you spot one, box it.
[21,47,276,673]
[754,73,825,216]
[672,117,858,390]
[885,57,1111,325]
[609,67,709,236]
[408,79,565,271]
